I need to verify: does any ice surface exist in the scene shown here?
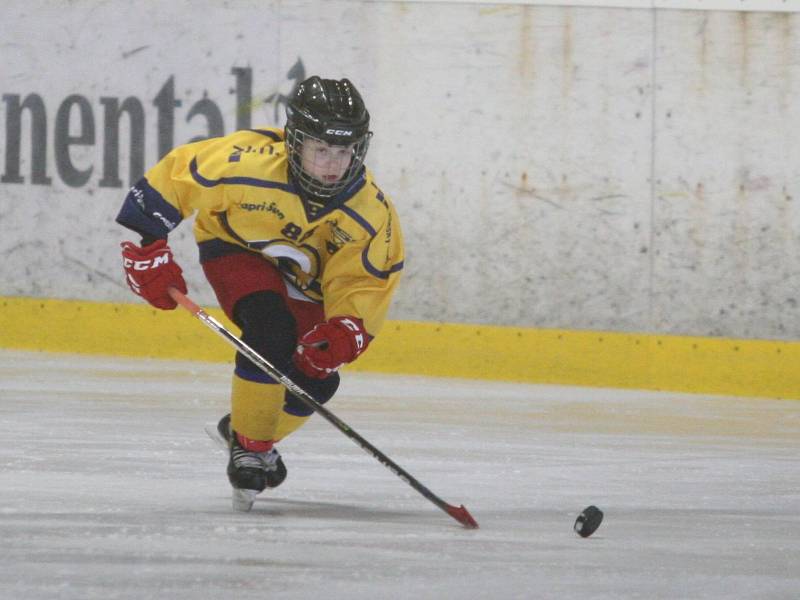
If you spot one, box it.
[1,350,798,599]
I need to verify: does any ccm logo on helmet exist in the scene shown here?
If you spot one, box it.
[325,128,353,136]
[123,254,171,271]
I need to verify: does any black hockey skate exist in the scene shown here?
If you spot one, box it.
[216,414,287,512]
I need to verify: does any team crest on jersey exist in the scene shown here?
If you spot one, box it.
[326,219,354,252]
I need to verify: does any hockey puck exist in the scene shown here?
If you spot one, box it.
[574,505,603,538]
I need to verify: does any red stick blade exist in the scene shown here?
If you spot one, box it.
[446,504,479,529]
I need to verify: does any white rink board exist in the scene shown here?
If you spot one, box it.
[1,2,798,339]
[410,0,800,12]
[1,350,799,599]
[405,0,800,12]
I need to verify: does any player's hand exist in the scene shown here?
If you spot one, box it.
[293,316,369,379]
[120,239,187,310]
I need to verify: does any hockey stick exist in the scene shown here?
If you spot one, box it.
[168,288,479,529]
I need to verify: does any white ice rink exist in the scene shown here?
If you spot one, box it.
[1,349,798,599]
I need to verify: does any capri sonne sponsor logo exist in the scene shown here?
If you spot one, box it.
[237,200,285,219]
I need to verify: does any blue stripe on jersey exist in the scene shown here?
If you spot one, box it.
[361,247,404,279]
[340,205,377,236]
[115,177,183,239]
[190,157,297,193]
[304,171,368,222]
[198,239,252,262]
[248,129,282,141]
[369,182,386,204]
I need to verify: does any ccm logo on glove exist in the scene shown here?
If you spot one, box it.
[293,316,370,379]
[123,254,172,270]
[120,239,187,310]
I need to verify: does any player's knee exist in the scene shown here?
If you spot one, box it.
[283,368,340,416]
[231,291,339,414]
[233,291,297,372]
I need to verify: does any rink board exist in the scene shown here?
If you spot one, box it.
[1,295,798,399]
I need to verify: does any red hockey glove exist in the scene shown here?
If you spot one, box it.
[293,316,370,379]
[120,239,187,310]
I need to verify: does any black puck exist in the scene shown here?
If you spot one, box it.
[574,505,603,538]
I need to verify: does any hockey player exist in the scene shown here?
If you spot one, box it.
[117,76,404,511]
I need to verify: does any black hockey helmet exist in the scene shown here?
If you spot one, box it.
[285,76,372,199]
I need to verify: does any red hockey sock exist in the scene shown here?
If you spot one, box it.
[235,431,274,453]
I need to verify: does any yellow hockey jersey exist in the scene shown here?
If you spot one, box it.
[116,128,404,336]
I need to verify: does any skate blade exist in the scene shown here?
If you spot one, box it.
[205,422,227,450]
[232,488,258,512]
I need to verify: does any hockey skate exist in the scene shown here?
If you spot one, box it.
[212,414,287,512]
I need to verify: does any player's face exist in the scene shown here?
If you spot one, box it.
[300,138,354,184]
